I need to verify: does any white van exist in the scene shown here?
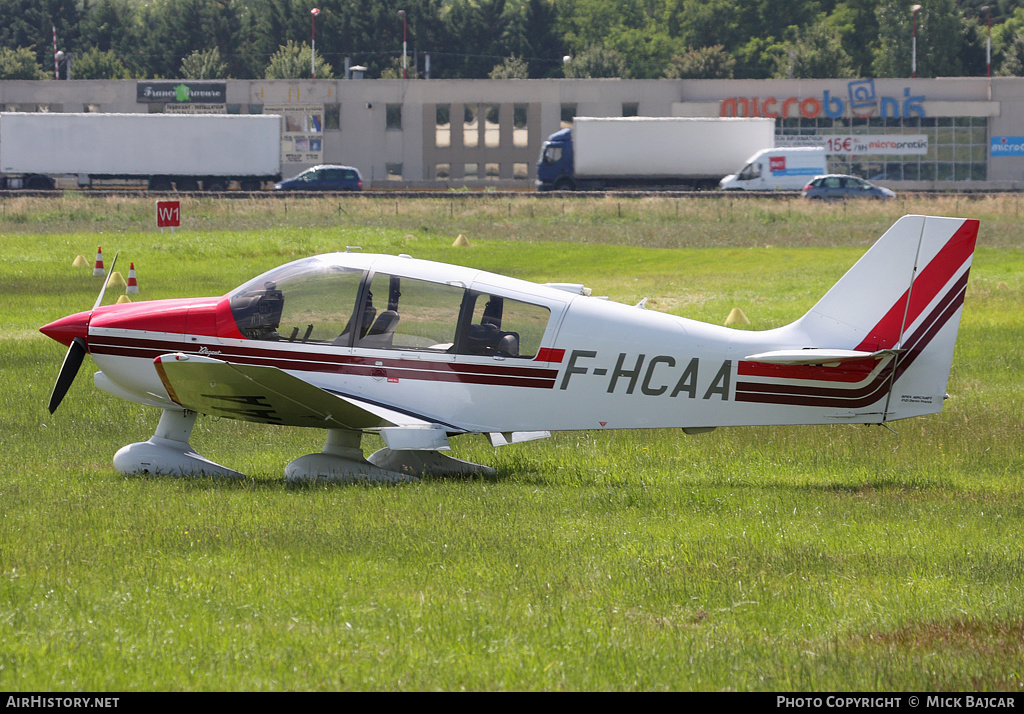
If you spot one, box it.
[719,147,827,191]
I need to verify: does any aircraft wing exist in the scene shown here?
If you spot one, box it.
[153,353,448,439]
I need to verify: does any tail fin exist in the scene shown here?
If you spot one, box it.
[798,215,978,421]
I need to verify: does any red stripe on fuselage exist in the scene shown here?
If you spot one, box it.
[735,272,969,408]
[88,332,560,389]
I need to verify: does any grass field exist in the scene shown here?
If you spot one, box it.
[1,194,1022,691]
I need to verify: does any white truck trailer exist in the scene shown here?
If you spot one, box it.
[0,113,282,191]
[536,116,776,191]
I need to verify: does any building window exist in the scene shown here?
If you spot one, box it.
[485,104,500,148]
[776,115,987,182]
[435,163,450,179]
[514,104,528,147]
[436,104,450,148]
[386,103,402,130]
[324,104,340,130]
[464,104,478,147]
[386,163,403,180]
[560,103,576,129]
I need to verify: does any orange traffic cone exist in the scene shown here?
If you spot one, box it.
[125,262,139,295]
[93,246,105,276]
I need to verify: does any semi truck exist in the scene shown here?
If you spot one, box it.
[535,116,776,191]
[0,112,282,191]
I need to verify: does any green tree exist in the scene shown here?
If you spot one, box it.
[665,0,748,51]
[996,31,1024,75]
[521,0,564,77]
[831,0,882,77]
[774,18,857,78]
[441,0,509,78]
[920,0,968,77]
[872,0,969,78]
[562,44,627,77]
[871,0,913,77]
[181,47,229,79]
[77,0,145,74]
[129,0,251,78]
[264,40,335,78]
[0,0,82,71]
[0,46,46,79]
[733,36,788,79]
[489,54,530,78]
[71,47,132,79]
[992,5,1024,55]
[664,45,735,79]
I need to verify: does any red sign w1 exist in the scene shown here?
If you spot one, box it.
[156,201,180,228]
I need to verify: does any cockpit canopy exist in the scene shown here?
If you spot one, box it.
[228,256,552,358]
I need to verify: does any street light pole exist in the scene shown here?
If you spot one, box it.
[911,4,922,78]
[398,9,407,79]
[311,8,320,79]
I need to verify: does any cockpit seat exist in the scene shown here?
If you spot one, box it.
[359,310,400,348]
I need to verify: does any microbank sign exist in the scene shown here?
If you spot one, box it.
[721,79,926,120]
[991,137,1024,156]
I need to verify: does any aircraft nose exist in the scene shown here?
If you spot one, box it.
[40,310,91,348]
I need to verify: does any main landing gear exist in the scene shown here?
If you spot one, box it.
[112,410,496,483]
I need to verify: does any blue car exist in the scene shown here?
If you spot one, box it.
[802,174,895,201]
[274,165,363,191]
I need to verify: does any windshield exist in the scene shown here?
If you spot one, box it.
[229,258,364,342]
[541,144,563,165]
[738,162,761,180]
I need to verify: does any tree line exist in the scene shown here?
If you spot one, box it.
[1,0,1023,82]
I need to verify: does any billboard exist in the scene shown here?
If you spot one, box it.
[991,137,1024,156]
[265,104,324,164]
[137,82,226,104]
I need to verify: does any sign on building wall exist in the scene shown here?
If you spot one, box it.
[264,105,324,164]
[991,137,1024,156]
[165,104,226,114]
[777,134,929,155]
[137,82,227,105]
[721,79,926,120]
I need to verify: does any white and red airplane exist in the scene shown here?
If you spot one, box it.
[41,214,978,482]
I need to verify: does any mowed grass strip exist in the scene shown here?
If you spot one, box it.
[0,195,1021,691]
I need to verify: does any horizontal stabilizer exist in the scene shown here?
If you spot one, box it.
[744,348,902,366]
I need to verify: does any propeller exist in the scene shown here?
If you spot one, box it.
[45,252,119,414]
[47,337,87,414]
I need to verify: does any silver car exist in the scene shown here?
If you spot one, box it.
[802,174,896,201]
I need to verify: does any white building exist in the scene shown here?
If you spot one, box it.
[1,76,1021,190]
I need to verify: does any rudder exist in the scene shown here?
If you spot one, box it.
[797,215,979,421]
